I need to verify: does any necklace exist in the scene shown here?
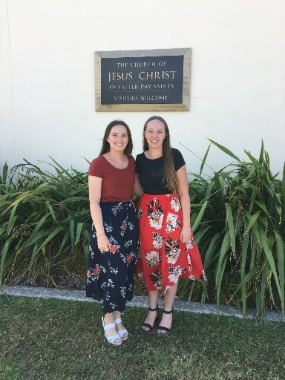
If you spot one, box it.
[105,154,127,169]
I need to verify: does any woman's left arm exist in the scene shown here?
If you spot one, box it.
[176,165,191,243]
[134,173,143,196]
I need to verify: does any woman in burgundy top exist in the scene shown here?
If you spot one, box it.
[136,116,206,334]
[86,120,139,346]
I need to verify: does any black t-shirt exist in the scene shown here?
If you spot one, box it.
[136,148,185,194]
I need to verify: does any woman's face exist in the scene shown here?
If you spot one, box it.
[144,119,166,149]
[106,124,129,152]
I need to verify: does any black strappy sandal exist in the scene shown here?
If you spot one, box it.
[157,308,174,334]
[142,306,159,332]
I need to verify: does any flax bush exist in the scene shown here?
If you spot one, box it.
[0,142,284,316]
[180,140,285,316]
[0,158,90,287]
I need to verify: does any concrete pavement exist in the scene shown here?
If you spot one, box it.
[2,285,284,323]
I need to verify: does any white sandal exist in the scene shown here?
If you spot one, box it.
[102,317,122,346]
[114,317,128,341]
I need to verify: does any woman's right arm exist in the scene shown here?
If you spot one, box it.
[88,175,111,251]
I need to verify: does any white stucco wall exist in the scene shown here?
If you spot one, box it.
[1,0,285,178]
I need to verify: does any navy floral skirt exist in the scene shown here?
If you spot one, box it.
[86,201,139,314]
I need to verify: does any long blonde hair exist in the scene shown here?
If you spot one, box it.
[143,116,178,193]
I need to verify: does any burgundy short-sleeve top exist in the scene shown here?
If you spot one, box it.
[88,155,135,202]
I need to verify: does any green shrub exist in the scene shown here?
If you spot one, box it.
[0,142,284,316]
[182,140,285,316]
[0,158,90,287]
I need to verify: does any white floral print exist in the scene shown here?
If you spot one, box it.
[170,197,181,212]
[152,232,163,249]
[168,266,185,283]
[145,250,161,267]
[165,213,181,232]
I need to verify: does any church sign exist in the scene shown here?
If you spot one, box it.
[95,48,191,112]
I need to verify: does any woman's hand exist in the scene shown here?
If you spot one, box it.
[97,234,111,252]
[180,225,190,243]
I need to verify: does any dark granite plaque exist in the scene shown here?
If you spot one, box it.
[95,48,191,112]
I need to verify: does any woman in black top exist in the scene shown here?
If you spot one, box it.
[136,116,206,333]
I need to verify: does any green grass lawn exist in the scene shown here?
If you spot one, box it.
[0,296,284,380]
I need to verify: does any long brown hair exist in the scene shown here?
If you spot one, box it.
[99,120,133,156]
[143,116,178,193]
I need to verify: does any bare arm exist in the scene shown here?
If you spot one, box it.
[88,175,111,251]
[176,165,191,243]
[134,173,143,196]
